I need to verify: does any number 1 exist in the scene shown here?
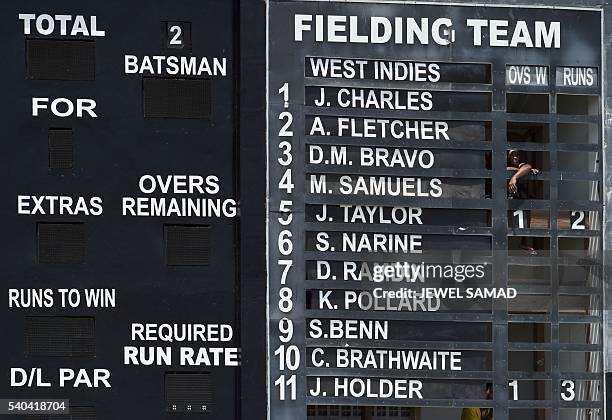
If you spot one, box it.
[279,83,289,103]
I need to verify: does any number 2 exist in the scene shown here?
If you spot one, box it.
[571,211,586,230]
[279,112,293,137]
[169,25,182,45]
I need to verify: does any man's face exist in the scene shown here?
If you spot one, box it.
[509,151,520,167]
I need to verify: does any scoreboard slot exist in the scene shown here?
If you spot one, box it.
[558,266,599,287]
[559,295,599,314]
[557,122,599,145]
[165,372,213,414]
[37,223,86,264]
[507,122,550,144]
[506,93,550,114]
[142,77,211,118]
[509,295,553,314]
[25,316,95,358]
[509,351,551,373]
[164,225,211,266]
[558,237,600,259]
[509,323,551,343]
[558,181,600,202]
[557,151,600,173]
[508,236,550,256]
[557,95,599,116]
[26,39,95,81]
[47,128,74,169]
[509,408,550,419]
[508,265,551,286]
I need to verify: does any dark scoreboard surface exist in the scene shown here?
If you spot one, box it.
[0,0,267,418]
[0,0,610,420]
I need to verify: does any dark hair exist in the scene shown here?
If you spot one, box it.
[486,383,493,391]
[507,151,519,166]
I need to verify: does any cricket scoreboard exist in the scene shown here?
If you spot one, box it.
[0,1,609,420]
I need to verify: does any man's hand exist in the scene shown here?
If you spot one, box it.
[531,168,539,175]
[508,176,518,193]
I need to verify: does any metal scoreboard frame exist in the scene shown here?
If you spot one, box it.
[266,1,611,420]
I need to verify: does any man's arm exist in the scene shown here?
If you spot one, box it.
[508,163,532,193]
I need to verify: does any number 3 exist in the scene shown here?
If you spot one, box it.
[561,380,575,401]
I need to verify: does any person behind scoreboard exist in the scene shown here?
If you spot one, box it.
[507,149,540,255]
[461,382,493,420]
[507,149,539,199]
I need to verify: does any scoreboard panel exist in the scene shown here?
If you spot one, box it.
[267,2,606,420]
[0,0,610,419]
[0,0,271,418]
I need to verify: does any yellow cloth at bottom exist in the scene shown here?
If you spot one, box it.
[461,407,493,420]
